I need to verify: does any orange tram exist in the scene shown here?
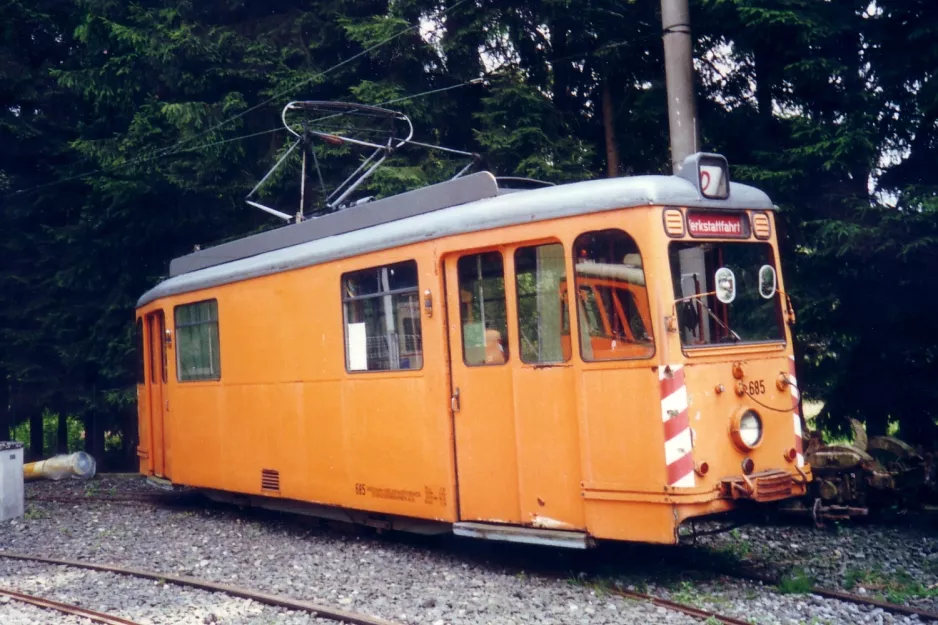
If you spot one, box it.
[135,153,810,547]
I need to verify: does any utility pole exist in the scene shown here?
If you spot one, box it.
[661,0,700,173]
[602,79,621,178]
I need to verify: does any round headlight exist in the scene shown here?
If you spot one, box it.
[731,408,763,451]
[739,410,763,447]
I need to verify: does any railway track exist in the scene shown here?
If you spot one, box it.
[22,489,938,623]
[1,551,755,625]
[0,586,142,624]
[610,587,751,624]
[596,572,938,624]
[668,544,938,622]
[0,552,399,625]
[717,567,938,622]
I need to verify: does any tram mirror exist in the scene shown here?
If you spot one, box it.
[758,265,777,300]
[715,267,736,304]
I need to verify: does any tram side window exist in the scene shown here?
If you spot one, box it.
[136,319,145,384]
[515,243,571,364]
[458,252,509,366]
[175,300,221,381]
[573,229,655,361]
[343,260,423,372]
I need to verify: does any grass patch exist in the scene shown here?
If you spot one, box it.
[844,566,938,603]
[778,569,814,594]
[670,581,698,605]
[23,506,46,520]
[705,537,752,565]
[665,580,731,608]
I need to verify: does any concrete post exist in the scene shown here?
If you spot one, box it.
[661,0,700,173]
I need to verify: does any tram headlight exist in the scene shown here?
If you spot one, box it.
[731,409,763,451]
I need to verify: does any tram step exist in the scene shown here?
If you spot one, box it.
[453,522,592,549]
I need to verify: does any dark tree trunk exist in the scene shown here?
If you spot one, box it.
[84,408,97,458]
[29,409,44,460]
[865,411,888,438]
[550,17,573,115]
[752,43,773,127]
[123,405,139,470]
[84,405,106,465]
[0,369,9,441]
[602,80,620,178]
[442,1,484,149]
[57,410,68,453]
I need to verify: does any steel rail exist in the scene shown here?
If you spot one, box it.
[612,588,752,625]
[730,569,938,622]
[0,552,400,625]
[810,586,938,621]
[683,547,938,623]
[0,586,141,625]
[26,493,938,622]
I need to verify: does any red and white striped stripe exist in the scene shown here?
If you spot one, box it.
[788,356,804,467]
[660,365,695,487]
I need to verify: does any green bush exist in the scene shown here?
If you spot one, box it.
[11,410,86,456]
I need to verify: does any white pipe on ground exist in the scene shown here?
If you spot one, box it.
[23,452,96,481]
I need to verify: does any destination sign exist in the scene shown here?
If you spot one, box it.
[686,212,749,239]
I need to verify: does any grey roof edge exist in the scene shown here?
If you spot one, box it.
[138,174,774,308]
[169,171,500,277]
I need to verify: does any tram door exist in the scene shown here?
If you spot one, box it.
[445,251,523,523]
[445,246,583,528]
[145,311,168,477]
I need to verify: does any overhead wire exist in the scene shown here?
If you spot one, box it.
[136,0,467,162]
[3,0,471,199]
[7,0,649,200]
[2,127,288,198]
[4,78,482,200]
[285,79,484,133]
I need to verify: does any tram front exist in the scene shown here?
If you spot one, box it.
[655,154,810,526]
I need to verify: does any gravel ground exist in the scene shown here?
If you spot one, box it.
[7,476,938,625]
[8,477,701,625]
[693,519,938,612]
[0,558,337,625]
[0,597,97,624]
[638,577,928,625]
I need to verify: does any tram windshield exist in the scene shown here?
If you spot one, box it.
[668,242,784,346]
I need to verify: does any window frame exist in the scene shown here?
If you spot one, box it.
[513,240,572,365]
[174,299,222,382]
[667,241,786,352]
[572,229,656,363]
[456,250,510,367]
[341,260,424,374]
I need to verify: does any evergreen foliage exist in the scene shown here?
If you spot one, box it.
[1,0,936,463]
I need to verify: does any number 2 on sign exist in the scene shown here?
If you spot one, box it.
[748,380,766,395]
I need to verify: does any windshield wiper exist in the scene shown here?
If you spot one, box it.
[697,300,742,342]
[672,292,743,343]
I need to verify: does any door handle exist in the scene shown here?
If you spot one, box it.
[451,387,460,413]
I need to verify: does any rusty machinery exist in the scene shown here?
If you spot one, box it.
[780,419,934,524]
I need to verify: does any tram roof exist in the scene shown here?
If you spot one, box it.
[137,170,774,307]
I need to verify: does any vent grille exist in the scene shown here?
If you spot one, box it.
[752,212,771,239]
[261,469,280,492]
[663,209,685,237]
